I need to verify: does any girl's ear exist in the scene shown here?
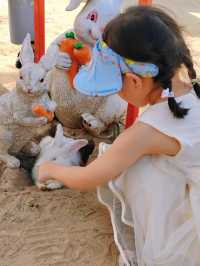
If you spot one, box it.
[124,72,143,91]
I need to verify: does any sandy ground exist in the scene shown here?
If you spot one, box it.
[0,1,200,266]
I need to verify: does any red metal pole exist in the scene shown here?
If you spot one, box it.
[125,0,152,128]
[34,0,45,63]
[139,0,152,5]
[125,104,139,128]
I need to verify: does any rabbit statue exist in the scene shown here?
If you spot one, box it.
[0,33,57,168]
[48,0,127,136]
[32,124,89,190]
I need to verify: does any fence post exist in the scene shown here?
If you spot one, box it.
[34,0,45,62]
[125,0,152,128]
[139,0,152,5]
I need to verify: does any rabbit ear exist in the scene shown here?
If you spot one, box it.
[39,44,58,71]
[19,33,34,66]
[108,0,123,14]
[67,139,88,153]
[65,0,84,11]
[54,124,64,146]
[111,0,122,6]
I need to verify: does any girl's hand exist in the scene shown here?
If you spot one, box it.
[38,161,54,183]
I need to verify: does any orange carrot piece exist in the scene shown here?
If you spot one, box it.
[73,44,91,65]
[60,38,77,55]
[32,105,54,122]
[59,33,91,88]
[60,37,79,88]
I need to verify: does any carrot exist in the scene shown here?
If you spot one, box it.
[59,32,91,88]
[73,42,91,65]
[32,105,54,122]
[60,33,79,88]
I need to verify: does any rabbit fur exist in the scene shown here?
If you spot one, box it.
[47,0,127,136]
[32,124,88,190]
[0,33,57,168]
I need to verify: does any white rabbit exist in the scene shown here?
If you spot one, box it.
[48,0,127,137]
[0,33,57,168]
[32,124,88,190]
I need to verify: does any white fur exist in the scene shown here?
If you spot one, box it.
[0,33,57,168]
[32,124,88,190]
[65,0,83,11]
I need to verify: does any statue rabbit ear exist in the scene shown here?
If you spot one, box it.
[109,0,123,13]
[19,33,34,66]
[112,0,122,6]
[39,43,59,71]
[65,0,84,11]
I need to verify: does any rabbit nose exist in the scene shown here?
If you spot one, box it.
[27,87,32,93]
[88,29,98,41]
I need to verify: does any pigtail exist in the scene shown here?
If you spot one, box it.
[183,48,200,98]
[192,78,200,98]
[164,80,189,118]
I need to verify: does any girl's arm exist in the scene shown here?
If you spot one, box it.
[38,121,180,191]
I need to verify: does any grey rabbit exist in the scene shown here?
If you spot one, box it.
[0,33,57,168]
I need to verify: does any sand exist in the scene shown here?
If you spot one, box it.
[0,1,200,266]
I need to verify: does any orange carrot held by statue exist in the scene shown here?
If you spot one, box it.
[32,105,54,122]
[59,32,91,88]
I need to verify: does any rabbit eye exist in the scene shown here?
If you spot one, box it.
[20,75,23,80]
[87,10,98,23]
[40,78,44,83]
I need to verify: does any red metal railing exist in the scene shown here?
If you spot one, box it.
[34,0,45,63]
[125,0,152,128]
[139,0,152,5]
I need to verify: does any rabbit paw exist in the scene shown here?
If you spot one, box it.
[46,181,63,190]
[6,156,20,168]
[81,113,106,136]
[36,180,63,191]
[47,101,57,112]
[55,52,72,70]
[37,117,48,125]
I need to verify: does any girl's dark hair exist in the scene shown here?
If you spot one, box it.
[103,6,200,118]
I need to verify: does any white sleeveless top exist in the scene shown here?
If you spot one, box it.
[98,91,200,266]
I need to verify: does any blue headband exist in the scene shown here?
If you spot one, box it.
[74,40,159,96]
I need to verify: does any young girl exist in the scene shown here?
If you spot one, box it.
[39,6,200,266]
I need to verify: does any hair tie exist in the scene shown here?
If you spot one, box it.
[191,79,198,86]
[161,88,175,98]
